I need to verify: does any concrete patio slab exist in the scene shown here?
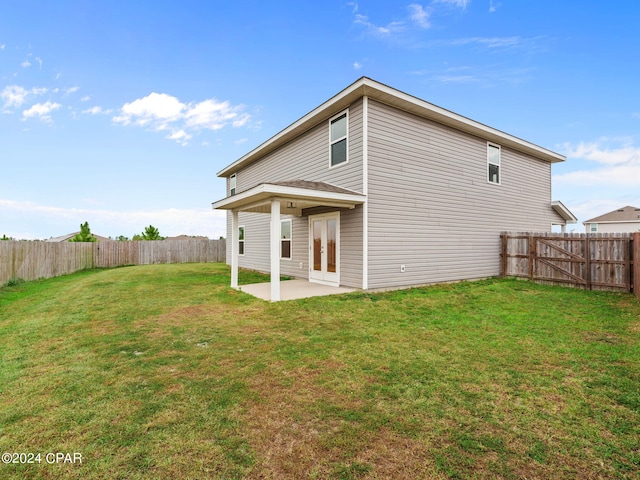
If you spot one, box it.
[237,279,357,301]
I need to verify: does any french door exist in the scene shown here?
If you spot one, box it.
[309,213,340,286]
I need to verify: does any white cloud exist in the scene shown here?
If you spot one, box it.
[354,0,470,38]
[0,44,5,50]
[1,85,49,110]
[354,13,405,36]
[489,0,500,12]
[82,106,112,115]
[437,0,470,7]
[353,61,363,69]
[115,92,185,127]
[22,101,62,122]
[81,95,91,102]
[347,2,358,13]
[113,92,250,144]
[36,56,43,68]
[408,4,431,29]
[21,59,31,68]
[554,139,640,187]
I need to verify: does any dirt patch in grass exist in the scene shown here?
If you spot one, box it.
[241,361,368,479]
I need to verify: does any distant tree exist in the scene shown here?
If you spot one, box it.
[141,225,163,240]
[1,234,13,240]
[68,222,97,242]
[116,235,130,241]
[132,234,143,241]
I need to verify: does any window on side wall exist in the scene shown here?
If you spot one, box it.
[330,111,348,167]
[238,225,245,255]
[230,174,236,196]
[487,143,501,184]
[281,219,292,259]
[590,223,598,233]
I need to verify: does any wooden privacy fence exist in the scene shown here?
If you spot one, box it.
[0,239,226,285]
[501,232,639,298]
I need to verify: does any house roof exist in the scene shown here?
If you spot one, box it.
[212,180,366,214]
[46,232,114,242]
[217,77,566,177]
[583,206,640,224]
[551,201,578,224]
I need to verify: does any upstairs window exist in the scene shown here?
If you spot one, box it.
[330,111,348,167]
[487,143,501,184]
[230,174,236,196]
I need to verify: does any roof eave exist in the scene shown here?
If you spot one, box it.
[217,77,565,178]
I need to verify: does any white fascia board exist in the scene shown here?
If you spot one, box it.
[212,183,367,211]
[217,77,565,177]
[551,200,578,223]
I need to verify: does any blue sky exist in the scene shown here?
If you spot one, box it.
[1,0,639,239]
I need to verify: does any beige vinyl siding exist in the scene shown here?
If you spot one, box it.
[232,99,363,195]
[367,99,561,289]
[225,100,364,288]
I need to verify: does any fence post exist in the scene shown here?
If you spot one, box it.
[528,234,535,280]
[585,234,592,291]
[500,233,507,277]
[634,232,640,300]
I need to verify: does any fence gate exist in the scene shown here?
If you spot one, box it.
[501,232,634,293]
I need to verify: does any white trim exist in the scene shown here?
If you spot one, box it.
[329,109,349,168]
[308,212,340,287]
[362,96,369,290]
[231,210,239,288]
[551,200,578,223]
[270,199,281,301]
[280,218,292,260]
[217,77,565,177]
[487,142,501,185]
[229,173,236,196]
[212,183,366,211]
[238,225,245,256]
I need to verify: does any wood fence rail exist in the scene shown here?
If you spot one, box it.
[500,232,638,298]
[0,239,226,285]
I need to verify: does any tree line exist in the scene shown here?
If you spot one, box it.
[1,222,165,242]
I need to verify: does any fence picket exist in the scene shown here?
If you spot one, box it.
[501,232,636,293]
[0,239,226,285]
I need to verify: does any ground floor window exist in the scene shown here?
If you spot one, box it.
[238,226,245,255]
[281,219,291,259]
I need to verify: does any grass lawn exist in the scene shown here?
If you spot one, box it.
[0,263,638,479]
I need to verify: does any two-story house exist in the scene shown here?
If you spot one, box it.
[212,77,576,300]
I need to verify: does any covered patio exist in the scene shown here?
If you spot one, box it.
[238,279,357,301]
[212,180,366,301]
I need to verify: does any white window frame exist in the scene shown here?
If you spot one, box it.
[487,142,501,185]
[329,110,349,168]
[280,219,292,260]
[238,225,245,256]
[230,174,236,196]
[590,223,598,233]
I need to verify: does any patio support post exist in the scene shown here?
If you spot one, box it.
[231,209,239,289]
[270,198,281,301]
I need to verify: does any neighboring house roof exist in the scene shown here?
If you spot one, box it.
[217,76,565,178]
[583,206,640,225]
[164,235,210,240]
[46,232,114,242]
[551,201,578,224]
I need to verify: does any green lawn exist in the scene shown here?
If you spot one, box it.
[0,263,638,479]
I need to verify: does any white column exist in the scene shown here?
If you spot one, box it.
[270,198,281,301]
[231,209,239,289]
